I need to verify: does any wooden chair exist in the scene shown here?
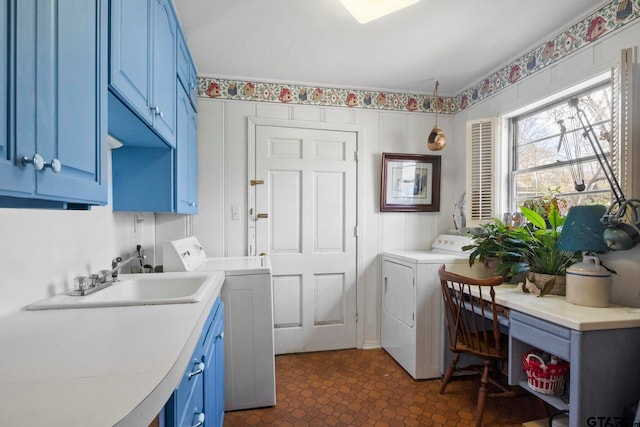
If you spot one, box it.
[438,264,516,427]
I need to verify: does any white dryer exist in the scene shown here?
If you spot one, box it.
[381,234,474,379]
[163,237,276,411]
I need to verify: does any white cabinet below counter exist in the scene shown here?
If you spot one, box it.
[0,272,224,427]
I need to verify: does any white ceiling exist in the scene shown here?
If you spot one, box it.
[173,0,608,96]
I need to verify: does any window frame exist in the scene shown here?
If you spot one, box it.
[508,80,613,213]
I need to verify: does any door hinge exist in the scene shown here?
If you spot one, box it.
[250,179,265,186]
[353,225,358,237]
[353,151,359,162]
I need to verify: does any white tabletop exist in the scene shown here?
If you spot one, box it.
[0,272,224,427]
[492,284,640,331]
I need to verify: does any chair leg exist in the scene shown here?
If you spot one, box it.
[439,353,459,394]
[475,360,490,427]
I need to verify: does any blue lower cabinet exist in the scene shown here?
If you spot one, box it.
[166,298,224,427]
[205,301,224,427]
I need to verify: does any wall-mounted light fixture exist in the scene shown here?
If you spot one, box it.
[339,0,419,24]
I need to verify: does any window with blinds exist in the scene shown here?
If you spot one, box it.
[466,118,497,226]
[617,48,640,199]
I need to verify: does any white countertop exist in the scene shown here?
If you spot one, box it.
[492,284,640,331]
[0,272,225,427]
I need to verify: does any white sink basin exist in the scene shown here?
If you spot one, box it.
[25,273,216,310]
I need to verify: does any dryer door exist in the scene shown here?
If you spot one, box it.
[382,259,415,327]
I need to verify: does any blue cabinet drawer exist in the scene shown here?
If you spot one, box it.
[177,357,205,425]
[510,310,571,360]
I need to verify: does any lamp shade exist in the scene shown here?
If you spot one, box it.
[557,205,609,252]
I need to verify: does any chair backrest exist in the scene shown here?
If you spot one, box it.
[438,264,505,358]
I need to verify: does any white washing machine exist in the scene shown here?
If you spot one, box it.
[162,236,276,411]
[381,234,475,380]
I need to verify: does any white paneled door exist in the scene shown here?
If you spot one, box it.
[253,125,357,354]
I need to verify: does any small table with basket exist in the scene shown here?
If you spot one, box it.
[467,284,640,427]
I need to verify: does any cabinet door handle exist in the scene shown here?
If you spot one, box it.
[45,158,62,173]
[188,361,205,379]
[191,412,205,427]
[22,154,62,173]
[151,105,164,118]
[22,154,45,170]
[216,331,224,341]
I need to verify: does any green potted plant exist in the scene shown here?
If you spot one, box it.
[498,205,581,296]
[521,188,569,219]
[462,219,524,281]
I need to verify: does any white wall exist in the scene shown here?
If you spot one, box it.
[188,99,457,347]
[454,20,640,307]
[180,17,640,350]
[0,155,157,319]
[5,12,639,338]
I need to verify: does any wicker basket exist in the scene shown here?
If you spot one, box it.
[523,353,569,395]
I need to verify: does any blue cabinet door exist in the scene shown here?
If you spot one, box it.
[0,0,35,198]
[0,0,26,194]
[167,299,224,427]
[203,300,224,427]
[177,30,198,111]
[0,0,107,207]
[176,87,198,214]
[109,0,176,148]
[212,317,225,427]
[109,0,152,125]
[151,0,177,147]
[34,0,107,204]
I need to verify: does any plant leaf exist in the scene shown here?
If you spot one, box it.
[538,277,556,297]
[521,206,546,230]
[547,206,565,229]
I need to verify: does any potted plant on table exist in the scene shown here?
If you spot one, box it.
[498,205,581,296]
[462,219,524,282]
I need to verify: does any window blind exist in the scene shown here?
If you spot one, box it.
[466,118,497,226]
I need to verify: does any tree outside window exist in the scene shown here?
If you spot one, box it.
[511,83,613,211]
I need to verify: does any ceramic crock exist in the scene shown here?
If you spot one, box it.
[565,255,612,308]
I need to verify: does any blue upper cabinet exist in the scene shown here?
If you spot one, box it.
[0,0,12,194]
[109,0,177,148]
[109,0,151,125]
[111,0,198,214]
[176,85,198,214]
[151,0,177,145]
[177,30,198,111]
[0,0,108,209]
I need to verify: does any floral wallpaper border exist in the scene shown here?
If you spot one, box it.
[198,0,638,114]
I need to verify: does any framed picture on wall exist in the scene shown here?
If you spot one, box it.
[380,152,441,212]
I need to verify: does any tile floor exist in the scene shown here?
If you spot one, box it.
[223,348,546,426]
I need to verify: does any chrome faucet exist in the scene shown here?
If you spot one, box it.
[103,255,147,282]
[70,254,147,296]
